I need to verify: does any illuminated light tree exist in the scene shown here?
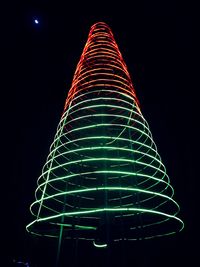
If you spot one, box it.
[26,22,184,247]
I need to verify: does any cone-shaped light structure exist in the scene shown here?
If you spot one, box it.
[26,22,184,244]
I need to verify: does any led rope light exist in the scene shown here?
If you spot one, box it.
[47,135,159,162]
[27,21,184,245]
[34,169,172,200]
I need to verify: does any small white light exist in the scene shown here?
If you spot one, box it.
[34,19,39,24]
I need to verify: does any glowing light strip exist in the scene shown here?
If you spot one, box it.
[38,140,169,191]
[62,91,142,125]
[36,169,169,194]
[93,241,108,248]
[39,157,166,184]
[44,146,164,170]
[53,123,152,150]
[66,83,137,105]
[34,175,173,213]
[47,135,160,164]
[61,108,145,132]
[55,112,150,143]
[32,186,179,209]
[27,207,183,226]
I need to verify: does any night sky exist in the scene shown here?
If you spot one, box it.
[2,1,197,266]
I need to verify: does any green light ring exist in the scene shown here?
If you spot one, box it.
[62,103,144,130]
[40,177,173,212]
[51,135,152,164]
[37,157,168,189]
[28,202,183,240]
[63,95,140,120]
[45,139,157,181]
[35,167,171,202]
[26,223,183,241]
[49,136,153,169]
[28,212,181,238]
[52,123,154,152]
[30,196,180,231]
[32,186,178,213]
[34,174,173,213]
[59,106,145,147]
[114,216,184,241]
[34,170,172,206]
[52,143,156,164]
[59,104,149,146]
[36,164,171,204]
[64,126,150,154]
[28,207,183,229]
[47,136,161,168]
[38,191,173,216]
[39,140,169,195]
[44,146,166,173]
[46,151,161,180]
[35,189,177,215]
[36,172,170,204]
[61,113,149,136]
[49,140,159,176]
[130,215,184,232]
[53,114,151,152]
[127,215,184,239]
[66,108,144,131]
[43,154,166,188]
[35,174,172,210]
[111,205,182,225]
[38,136,166,187]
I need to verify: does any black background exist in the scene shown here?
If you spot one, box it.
[2,0,198,266]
